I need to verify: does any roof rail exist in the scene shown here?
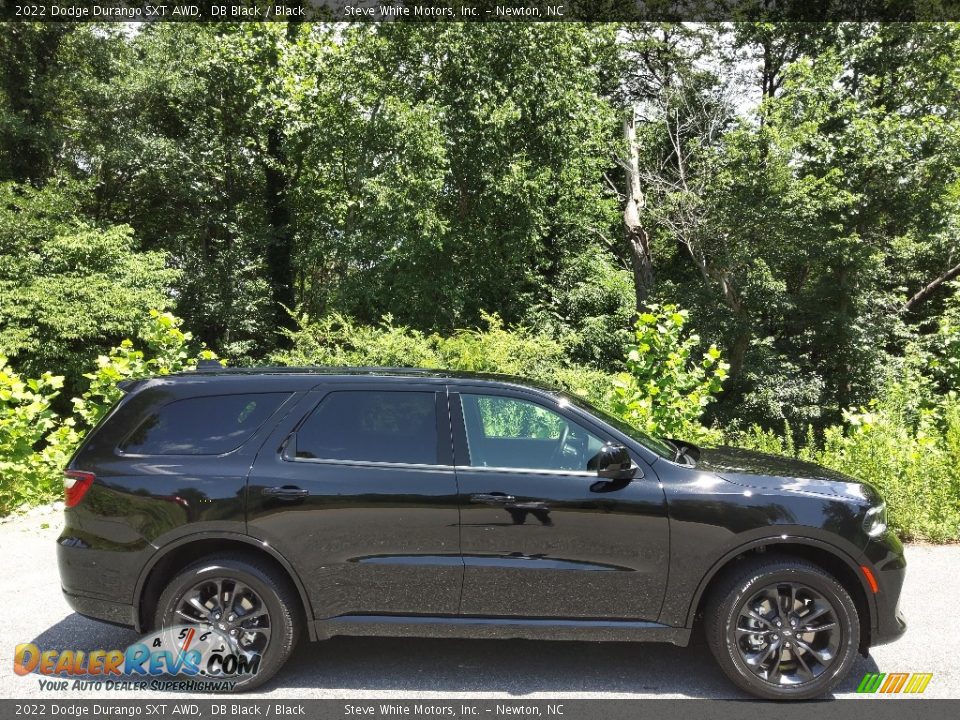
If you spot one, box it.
[196,359,223,371]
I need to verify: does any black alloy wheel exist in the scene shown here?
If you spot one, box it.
[154,553,301,691]
[734,581,841,686]
[705,556,860,700]
[173,576,273,658]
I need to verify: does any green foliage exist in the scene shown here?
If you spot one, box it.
[274,311,612,402]
[0,311,219,515]
[0,181,177,386]
[1,22,960,542]
[609,306,728,442]
[73,310,221,430]
[734,362,960,542]
[276,306,727,442]
[0,355,64,513]
[286,24,618,331]
[925,282,960,392]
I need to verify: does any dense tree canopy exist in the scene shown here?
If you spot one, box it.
[1,21,958,430]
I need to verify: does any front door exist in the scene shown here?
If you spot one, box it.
[451,388,669,620]
[247,383,462,619]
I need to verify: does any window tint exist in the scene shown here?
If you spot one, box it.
[296,391,438,465]
[460,394,606,472]
[121,393,288,455]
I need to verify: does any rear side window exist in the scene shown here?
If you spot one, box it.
[296,391,438,465]
[120,393,289,455]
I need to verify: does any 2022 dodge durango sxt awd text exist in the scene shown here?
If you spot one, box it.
[57,367,906,699]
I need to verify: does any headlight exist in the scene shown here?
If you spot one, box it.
[863,502,887,537]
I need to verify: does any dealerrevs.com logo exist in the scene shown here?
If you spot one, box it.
[856,672,934,694]
[13,625,260,692]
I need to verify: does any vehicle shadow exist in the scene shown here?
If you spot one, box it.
[28,614,880,698]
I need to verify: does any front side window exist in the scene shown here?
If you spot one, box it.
[120,393,289,455]
[460,394,605,472]
[296,391,438,465]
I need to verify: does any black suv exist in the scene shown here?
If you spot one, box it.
[58,368,905,699]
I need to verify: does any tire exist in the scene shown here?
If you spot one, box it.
[153,553,301,692]
[704,556,860,700]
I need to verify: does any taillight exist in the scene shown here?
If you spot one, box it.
[64,470,95,507]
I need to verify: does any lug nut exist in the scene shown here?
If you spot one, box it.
[228,614,235,622]
[772,634,779,641]
[213,612,221,620]
[230,628,238,636]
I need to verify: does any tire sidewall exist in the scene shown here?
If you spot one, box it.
[153,559,295,692]
[718,565,860,700]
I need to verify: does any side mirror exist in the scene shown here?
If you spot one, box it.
[666,438,700,463]
[595,443,637,481]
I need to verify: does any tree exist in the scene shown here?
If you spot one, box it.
[0,181,176,389]
[287,24,618,331]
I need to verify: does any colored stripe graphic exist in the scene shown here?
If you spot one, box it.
[857,672,933,694]
[880,673,910,693]
[857,673,885,693]
[903,673,934,694]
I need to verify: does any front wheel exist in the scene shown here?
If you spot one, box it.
[153,553,301,692]
[705,556,860,700]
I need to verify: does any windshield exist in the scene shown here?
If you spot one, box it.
[557,392,676,460]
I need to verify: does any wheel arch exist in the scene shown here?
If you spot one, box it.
[686,536,875,651]
[134,532,316,640]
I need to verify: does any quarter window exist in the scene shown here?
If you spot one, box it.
[460,394,605,472]
[296,391,439,465]
[120,393,288,455]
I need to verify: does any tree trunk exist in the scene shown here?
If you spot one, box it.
[622,108,654,314]
[264,125,295,337]
[262,24,300,346]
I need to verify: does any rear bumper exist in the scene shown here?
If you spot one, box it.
[61,587,137,629]
[57,534,139,629]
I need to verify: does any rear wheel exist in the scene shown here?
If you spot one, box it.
[705,556,860,700]
[153,553,300,692]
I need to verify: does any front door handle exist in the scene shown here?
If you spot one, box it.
[262,486,309,501]
[470,493,517,505]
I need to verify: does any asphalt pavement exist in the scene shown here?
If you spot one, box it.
[1,503,956,699]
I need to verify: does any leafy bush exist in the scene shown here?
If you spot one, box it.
[925,281,960,393]
[0,356,64,513]
[0,181,178,387]
[733,362,960,542]
[0,311,219,516]
[608,305,728,442]
[276,306,729,443]
[274,311,615,403]
[73,310,221,430]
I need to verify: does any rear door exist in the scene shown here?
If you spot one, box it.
[452,386,670,620]
[246,382,462,618]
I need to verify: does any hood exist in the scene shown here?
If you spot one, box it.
[696,446,878,503]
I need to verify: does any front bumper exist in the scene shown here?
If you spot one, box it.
[862,528,907,647]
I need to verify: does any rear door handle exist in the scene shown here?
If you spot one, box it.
[470,493,517,505]
[262,486,309,501]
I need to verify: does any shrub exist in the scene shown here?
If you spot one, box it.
[732,362,960,542]
[0,356,64,513]
[275,311,614,402]
[0,311,220,516]
[72,309,221,431]
[608,305,728,443]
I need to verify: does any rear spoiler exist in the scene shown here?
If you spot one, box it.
[116,378,147,393]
